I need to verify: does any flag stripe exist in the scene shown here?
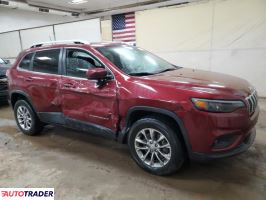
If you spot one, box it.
[115,36,136,40]
[113,33,135,38]
[113,31,135,36]
[125,19,135,23]
[126,13,134,16]
[120,39,136,42]
[113,30,135,34]
[113,35,135,39]
[125,17,135,21]
[125,26,135,29]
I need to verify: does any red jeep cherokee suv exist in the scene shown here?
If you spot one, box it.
[7,41,259,175]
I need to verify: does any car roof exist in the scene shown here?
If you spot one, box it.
[21,41,124,55]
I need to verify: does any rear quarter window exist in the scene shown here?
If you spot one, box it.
[19,53,33,70]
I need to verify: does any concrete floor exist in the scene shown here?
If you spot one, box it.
[0,100,266,200]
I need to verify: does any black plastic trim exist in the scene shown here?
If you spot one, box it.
[118,106,192,153]
[10,90,37,111]
[38,112,116,140]
[38,112,65,125]
[65,117,116,140]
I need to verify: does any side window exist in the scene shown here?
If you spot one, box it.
[19,53,33,70]
[32,49,60,75]
[66,49,104,78]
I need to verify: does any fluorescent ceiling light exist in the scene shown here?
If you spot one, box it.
[69,0,88,4]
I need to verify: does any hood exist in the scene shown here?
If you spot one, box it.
[140,68,252,98]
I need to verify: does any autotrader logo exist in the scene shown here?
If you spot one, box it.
[0,188,54,200]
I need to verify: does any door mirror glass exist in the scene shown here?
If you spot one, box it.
[87,68,107,80]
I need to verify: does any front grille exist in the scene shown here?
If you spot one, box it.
[246,90,258,115]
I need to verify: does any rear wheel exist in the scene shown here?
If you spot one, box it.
[128,117,184,175]
[14,100,44,136]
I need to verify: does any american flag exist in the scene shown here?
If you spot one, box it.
[112,12,136,44]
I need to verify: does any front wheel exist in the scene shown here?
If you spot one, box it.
[14,100,44,136]
[128,117,184,175]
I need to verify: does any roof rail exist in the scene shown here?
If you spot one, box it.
[30,40,89,48]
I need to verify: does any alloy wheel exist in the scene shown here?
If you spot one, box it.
[17,105,32,131]
[134,128,172,168]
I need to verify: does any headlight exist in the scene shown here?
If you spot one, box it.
[191,98,245,113]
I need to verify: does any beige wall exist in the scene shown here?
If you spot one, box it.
[135,0,266,97]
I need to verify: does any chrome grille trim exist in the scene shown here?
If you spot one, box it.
[246,90,258,115]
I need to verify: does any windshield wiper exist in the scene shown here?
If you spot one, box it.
[128,72,155,76]
[128,66,182,76]
[156,68,178,74]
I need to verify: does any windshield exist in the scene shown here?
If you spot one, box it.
[0,58,6,64]
[97,45,179,76]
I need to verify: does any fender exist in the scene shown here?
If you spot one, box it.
[117,106,192,154]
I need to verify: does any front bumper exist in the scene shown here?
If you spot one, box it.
[190,127,256,161]
[180,101,259,153]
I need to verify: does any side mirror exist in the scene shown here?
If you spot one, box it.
[86,68,107,80]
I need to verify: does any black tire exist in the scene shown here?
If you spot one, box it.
[14,100,44,136]
[128,117,184,175]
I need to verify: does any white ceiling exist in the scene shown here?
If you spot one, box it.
[26,0,164,13]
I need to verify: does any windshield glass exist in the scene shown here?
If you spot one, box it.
[97,45,179,76]
[0,58,6,64]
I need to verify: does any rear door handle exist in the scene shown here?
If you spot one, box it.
[63,83,75,88]
[25,77,33,82]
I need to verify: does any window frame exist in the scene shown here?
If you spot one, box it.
[62,47,114,80]
[18,48,63,76]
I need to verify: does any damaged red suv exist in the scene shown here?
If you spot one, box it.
[7,41,259,175]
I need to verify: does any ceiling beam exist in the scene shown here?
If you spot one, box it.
[26,0,80,12]
[83,0,200,16]
[25,0,202,14]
